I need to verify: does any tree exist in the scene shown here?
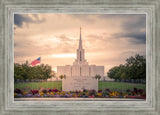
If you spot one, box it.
[95,74,101,80]
[59,75,64,80]
[125,54,146,79]
[94,74,101,90]
[107,54,146,81]
[107,66,121,80]
[59,75,66,90]
[14,62,55,82]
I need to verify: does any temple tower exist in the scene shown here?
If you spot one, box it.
[73,27,88,65]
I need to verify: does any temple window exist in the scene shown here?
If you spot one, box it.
[80,51,81,61]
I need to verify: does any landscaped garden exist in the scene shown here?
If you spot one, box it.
[14,81,146,99]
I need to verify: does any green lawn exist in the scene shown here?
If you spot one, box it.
[14,81,146,91]
[98,81,146,91]
[14,81,62,90]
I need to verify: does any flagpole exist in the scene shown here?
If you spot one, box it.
[30,63,33,90]
[39,56,42,89]
[28,61,32,90]
[31,64,33,90]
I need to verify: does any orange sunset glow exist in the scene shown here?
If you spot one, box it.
[14,14,146,74]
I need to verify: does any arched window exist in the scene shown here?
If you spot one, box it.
[80,51,81,61]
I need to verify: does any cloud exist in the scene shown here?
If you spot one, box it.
[109,14,146,44]
[14,14,45,27]
[122,15,146,31]
[56,34,72,42]
[86,34,102,40]
[14,14,146,73]
[14,14,32,27]
[14,33,76,59]
[113,32,146,44]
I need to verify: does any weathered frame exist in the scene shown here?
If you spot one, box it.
[0,0,160,115]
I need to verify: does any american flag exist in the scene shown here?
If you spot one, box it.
[31,57,41,66]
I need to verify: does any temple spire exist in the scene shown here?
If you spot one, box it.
[79,27,82,49]
[73,28,88,65]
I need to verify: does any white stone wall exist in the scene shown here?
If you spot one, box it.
[57,65,104,78]
[72,65,80,77]
[72,65,90,77]
[89,65,104,77]
[81,65,89,77]
[90,65,96,77]
[62,76,98,91]
[65,65,72,77]
[57,65,72,77]
[57,66,65,77]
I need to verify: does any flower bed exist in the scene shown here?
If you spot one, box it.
[14,87,146,99]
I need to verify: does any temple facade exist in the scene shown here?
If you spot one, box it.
[57,28,104,78]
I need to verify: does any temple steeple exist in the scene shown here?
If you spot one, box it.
[73,28,88,65]
[79,27,82,49]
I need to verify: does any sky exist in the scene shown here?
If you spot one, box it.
[14,14,146,75]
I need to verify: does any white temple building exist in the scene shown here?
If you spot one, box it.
[57,28,104,91]
[57,28,104,78]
